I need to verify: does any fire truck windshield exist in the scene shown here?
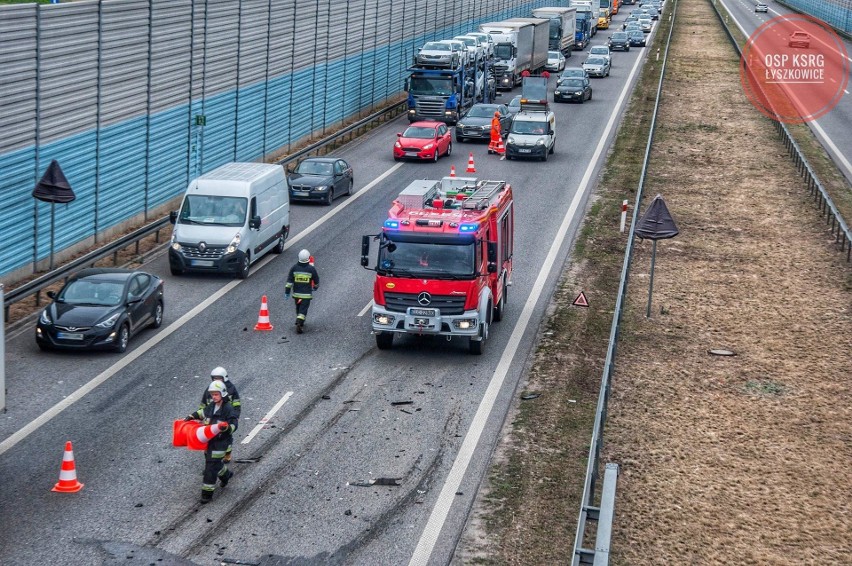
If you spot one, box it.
[378,241,475,278]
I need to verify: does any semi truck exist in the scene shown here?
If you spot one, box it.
[361,176,514,355]
[598,0,613,20]
[569,0,597,38]
[575,12,594,49]
[505,18,550,74]
[531,7,577,55]
[405,58,492,124]
[479,20,534,89]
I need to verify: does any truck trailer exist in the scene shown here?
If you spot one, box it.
[531,7,577,55]
[479,20,535,89]
[505,18,550,75]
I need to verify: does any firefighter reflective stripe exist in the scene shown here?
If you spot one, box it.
[210,450,227,459]
[202,483,216,492]
[294,272,311,283]
[292,293,312,299]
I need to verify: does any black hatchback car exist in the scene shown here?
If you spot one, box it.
[288,157,354,206]
[36,268,164,353]
[554,77,593,103]
[609,32,631,51]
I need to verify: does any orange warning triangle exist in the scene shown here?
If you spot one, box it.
[572,291,589,307]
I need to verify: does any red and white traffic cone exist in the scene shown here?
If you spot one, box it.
[254,295,273,331]
[187,422,229,451]
[449,165,456,177]
[466,152,477,173]
[52,441,84,493]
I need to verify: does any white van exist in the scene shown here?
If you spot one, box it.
[168,162,290,279]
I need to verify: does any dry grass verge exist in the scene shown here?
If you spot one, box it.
[457,0,851,563]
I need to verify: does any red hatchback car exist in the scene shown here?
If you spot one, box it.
[393,121,453,162]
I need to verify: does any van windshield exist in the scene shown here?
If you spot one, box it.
[178,195,248,227]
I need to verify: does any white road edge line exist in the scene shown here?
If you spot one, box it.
[721,0,852,180]
[241,391,294,445]
[357,299,374,317]
[408,45,649,566]
[0,162,405,458]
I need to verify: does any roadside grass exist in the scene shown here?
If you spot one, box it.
[712,0,852,223]
[458,6,677,564]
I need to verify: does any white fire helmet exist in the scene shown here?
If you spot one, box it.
[208,380,228,398]
[298,249,311,263]
[210,366,228,381]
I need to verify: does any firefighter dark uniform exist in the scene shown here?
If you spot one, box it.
[285,249,320,334]
[199,366,241,463]
[187,380,238,503]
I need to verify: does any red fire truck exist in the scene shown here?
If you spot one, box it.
[360,176,514,354]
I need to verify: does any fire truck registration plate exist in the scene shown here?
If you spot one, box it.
[410,308,435,317]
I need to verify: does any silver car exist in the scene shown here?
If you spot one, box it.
[437,39,470,67]
[416,41,458,68]
[582,56,611,77]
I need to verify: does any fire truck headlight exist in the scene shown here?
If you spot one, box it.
[453,318,478,330]
[374,313,395,326]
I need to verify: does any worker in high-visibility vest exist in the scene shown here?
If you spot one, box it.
[488,111,503,154]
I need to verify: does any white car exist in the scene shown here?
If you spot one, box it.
[436,39,470,67]
[755,2,768,12]
[466,31,494,58]
[545,51,567,72]
[588,45,612,66]
[454,35,487,63]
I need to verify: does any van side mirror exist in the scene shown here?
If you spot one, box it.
[169,211,178,224]
[360,235,370,267]
[249,215,261,230]
[47,290,56,299]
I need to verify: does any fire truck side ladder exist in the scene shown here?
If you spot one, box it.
[461,180,506,210]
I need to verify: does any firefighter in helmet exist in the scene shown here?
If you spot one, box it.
[199,366,241,462]
[185,380,238,503]
[284,249,320,334]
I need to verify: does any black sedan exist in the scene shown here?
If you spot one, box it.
[36,268,164,353]
[455,103,511,142]
[609,31,631,51]
[627,30,647,47]
[288,157,354,206]
[554,77,593,103]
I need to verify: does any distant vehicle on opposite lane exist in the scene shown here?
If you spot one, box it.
[788,31,810,48]
[755,2,768,12]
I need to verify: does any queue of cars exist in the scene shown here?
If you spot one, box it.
[35,2,662,353]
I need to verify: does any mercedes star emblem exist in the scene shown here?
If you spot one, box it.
[417,292,432,306]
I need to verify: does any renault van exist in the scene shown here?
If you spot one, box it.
[168,162,290,279]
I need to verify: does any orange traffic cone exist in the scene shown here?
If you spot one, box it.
[254,295,273,331]
[52,441,84,493]
[494,138,506,156]
[309,255,315,266]
[466,152,477,173]
[187,421,229,450]
[449,165,456,177]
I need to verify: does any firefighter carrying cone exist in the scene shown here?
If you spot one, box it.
[185,380,238,503]
[488,110,503,154]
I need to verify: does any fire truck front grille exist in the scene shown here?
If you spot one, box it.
[384,293,466,315]
[415,99,446,119]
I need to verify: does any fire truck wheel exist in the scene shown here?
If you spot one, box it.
[493,284,507,322]
[469,335,484,355]
[376,332,394,350]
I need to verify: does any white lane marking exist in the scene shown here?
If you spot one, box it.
[721,0,852,181]
[357,299,374,317]
[408,40,649,566]
[0,278,241,457]
[241,391,293,445]
[0,162,405,458]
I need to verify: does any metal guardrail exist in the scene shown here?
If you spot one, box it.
[571,0,681,562]
[710,0,852,262]
[3,100,408,323]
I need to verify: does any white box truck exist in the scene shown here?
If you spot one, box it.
[505,18,550,75]
[479,20,536,89]
[168,162,290,279]
[532,7,577,55]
